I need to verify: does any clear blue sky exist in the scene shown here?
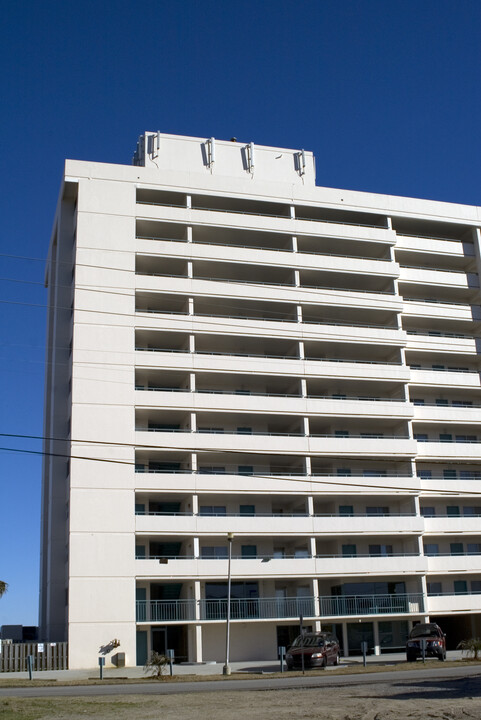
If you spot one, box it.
[0,0,480,626]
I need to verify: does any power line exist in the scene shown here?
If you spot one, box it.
[1,432,480,497]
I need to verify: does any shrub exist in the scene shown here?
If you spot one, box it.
[144,651,169,679]
[457,638,481,660]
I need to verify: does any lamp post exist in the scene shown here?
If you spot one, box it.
[223,532,234,675]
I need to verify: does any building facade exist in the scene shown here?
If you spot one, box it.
[40,132,481,669]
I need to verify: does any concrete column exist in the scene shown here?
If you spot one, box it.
[193,537,200,558]
[296,305,303,323]
[187,261,193,278]
[294,270,300,287]
[309,536,316,558]
[189,335,195,353]
[342,623,349,658]
[189,373,196,392]
[303,417,310,437]
[290,206,296,219]
[186,195,192,209]
[292,235,298,252]
[420,575,429,620]
[192,494,199,515]
[312,577,321,630]
[188,297,194,315]
[186,226,193,242]
[386,216,392,230]
[306,495,314,516]
[298,341,305,359]
[373,621,380,656]
[300,378,307,398]
[191,452,198,473]
[190,412,197,433]
[305,456,311,476]
[192,580,203,662]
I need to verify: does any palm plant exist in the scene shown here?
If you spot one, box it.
[0,581,7,598]
[457,638,481,660]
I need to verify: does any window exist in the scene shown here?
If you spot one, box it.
[424,544,439,555]
[415,434,428,442]
[453,400,473,407]
[366,506,389,515]
[467,543,481,555]
[241,545,257,558]
[439,434,452,443]
[199,506,226,516]
[454,580,468,594]
[413,398,425,405]
[199,466,226,474]
[446,506,460,516]
[450,543,464,555]
[369,544,393,556]
[198,427,224,434]
[201,546,228,558]
[335,430,349,438]
[237,427,253,434]
[471,580,481,593]
[238,465,254,475]
[435,398,448,406]
[463,506,481,515]
[336,468,351,476]
[294,547,309,558]
[342,544,357,557]
[135,545,146,558]
[456,435,476,443]
[135,503,146,514]
[418,470,432,479]
[427,582,442,595]
[421,507,435,517]
[443,469,457,479]
[361,433,383,438]
[339,505,354,516]
[240,505,255,516]
[363,470,387,477]
[432,364,445,370]
[273,548,285,558]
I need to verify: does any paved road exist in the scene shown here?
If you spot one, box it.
[2,665,481,698]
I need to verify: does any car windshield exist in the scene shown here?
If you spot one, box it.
[410,625,440,638]
[291,635,325,648]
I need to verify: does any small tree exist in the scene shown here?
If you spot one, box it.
[457,638,481,660]
[144,651,169,679]
[0,581,7,598]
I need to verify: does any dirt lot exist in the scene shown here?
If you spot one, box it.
[2,674,481,720]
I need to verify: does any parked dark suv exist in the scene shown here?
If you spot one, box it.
[286,631,341,669]
[406,623,446,662]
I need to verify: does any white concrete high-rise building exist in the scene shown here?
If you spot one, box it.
[40,132,481,669]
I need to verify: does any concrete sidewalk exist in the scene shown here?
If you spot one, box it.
[0,650,465,682]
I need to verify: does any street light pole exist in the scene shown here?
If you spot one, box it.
[223,532,234,675]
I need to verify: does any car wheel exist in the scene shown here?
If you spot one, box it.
[322,656,328,669]
[438,652,446,661]
[406,653,416,663]
[334,653,341,666]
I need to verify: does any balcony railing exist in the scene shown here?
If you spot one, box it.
[135,593,424,623]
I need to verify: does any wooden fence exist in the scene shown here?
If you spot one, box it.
[0,642,68,672]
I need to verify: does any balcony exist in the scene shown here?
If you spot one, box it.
[135,512,423,536]
[135,592,425,623]
[427,592,481,614]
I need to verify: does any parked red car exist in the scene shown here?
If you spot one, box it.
[406,623,446,662]
[286,632,341,669]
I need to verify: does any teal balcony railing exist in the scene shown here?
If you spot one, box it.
[136,593,424,623]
